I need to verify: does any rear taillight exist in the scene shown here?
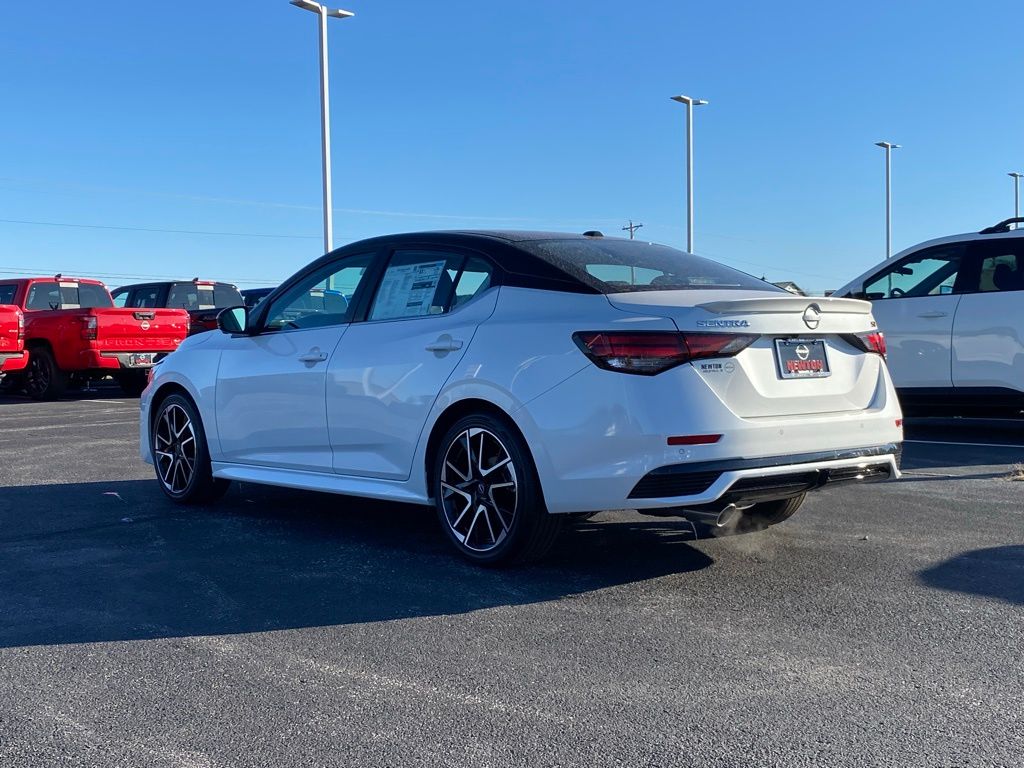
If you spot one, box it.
[573,331,757,375]
[17,313,24,341]
[845,331,886,358]
[81,315,98,341]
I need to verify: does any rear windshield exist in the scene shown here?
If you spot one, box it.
[167,283,243,311]
[519,239,782,293]
[25,281,113,310]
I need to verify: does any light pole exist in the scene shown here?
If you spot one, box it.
[671,94,708,253]
[1009,172,1023,225]
[291,0,354,254]
[875,141,900,259]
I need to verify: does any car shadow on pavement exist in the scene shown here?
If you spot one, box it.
[0,480,713,649]
[918,545,1024,606]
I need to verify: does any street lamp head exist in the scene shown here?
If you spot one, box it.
[1009,172,1024,179]
[875,141,901,149]
[671,95,708,106]
[290,0,354,17]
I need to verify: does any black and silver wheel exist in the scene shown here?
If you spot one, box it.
[152,393,230,504]
[434,414,561,565]
[25,346,67,401]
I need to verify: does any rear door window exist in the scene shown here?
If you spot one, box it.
[368,251,464,321]
[971,241,1024,292]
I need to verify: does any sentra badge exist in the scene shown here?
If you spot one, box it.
[695,319,750,328]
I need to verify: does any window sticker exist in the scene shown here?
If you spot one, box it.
[372,260,446,319]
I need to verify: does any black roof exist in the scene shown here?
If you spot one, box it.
[433,230,619,243]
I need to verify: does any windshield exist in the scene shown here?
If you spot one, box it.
[519,238,782,294]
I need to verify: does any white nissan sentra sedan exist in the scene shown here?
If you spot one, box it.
[140,231,903,564]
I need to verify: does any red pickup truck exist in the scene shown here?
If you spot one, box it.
[0,276,189,399]
[0,304,28,382]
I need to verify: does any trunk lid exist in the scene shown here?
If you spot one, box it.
[607,290,886,418]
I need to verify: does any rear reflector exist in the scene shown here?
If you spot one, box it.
[573,331,757,375]
[667,434,722,446]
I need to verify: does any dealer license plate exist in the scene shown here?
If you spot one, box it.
[128,353,155,368]
[775,339,830,379]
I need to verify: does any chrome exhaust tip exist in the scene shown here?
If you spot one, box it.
[714,503,742,528]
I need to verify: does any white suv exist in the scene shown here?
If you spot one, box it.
[835,217,1024,413]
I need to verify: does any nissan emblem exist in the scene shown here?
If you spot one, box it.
[802,304,821,330]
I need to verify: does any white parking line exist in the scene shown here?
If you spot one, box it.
[904,439,1024,450]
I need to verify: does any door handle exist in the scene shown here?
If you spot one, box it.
[298,348,328,363]
[425,337,464,353]
[916,311,948,318]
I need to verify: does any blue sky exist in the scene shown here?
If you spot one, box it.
[1,1,1021,294]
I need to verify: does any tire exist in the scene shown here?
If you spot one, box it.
[118,370,148,398]
[433,413,562,565]
[151,393,230,504]
[24,346,68,401]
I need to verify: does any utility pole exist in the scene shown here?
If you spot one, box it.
[291,0,355,254]
[622,220,644,240]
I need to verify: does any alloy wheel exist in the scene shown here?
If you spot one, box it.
[26,356,49,398]
[154,403,197,495]
[440,427,518,553]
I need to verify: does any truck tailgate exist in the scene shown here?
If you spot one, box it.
[0,305,24,355]
[92,308,189,352]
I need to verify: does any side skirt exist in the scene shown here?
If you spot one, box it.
[211,462,430,505]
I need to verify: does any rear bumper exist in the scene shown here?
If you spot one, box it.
[92,351,171,370]
[514,360,904,514]
[628,443,901,510]
[0,350,29,373]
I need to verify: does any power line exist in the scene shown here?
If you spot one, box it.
[0,217,320,240]
[0,267,280,286]
[0,176,622,227]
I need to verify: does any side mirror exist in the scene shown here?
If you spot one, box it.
[217,306,248,334]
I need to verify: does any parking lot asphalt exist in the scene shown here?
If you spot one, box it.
[1,390,1021,768]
